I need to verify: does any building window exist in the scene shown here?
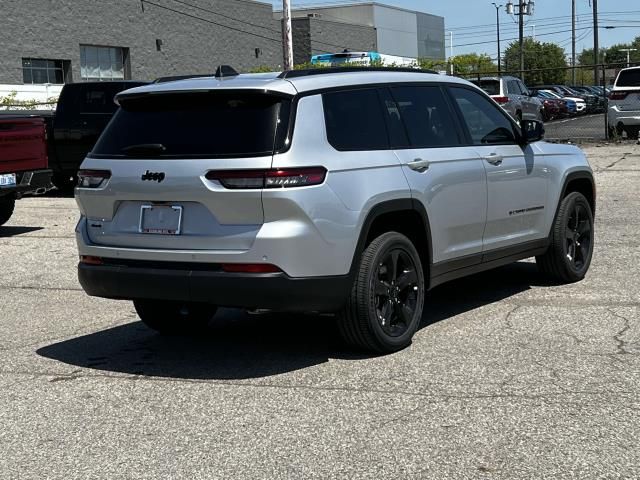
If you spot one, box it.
[22,58,70,84]
[80,45,129,81]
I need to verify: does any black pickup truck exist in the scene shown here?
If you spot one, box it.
[1,81,147,190]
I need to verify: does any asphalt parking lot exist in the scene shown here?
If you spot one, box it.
[1,143,638,479]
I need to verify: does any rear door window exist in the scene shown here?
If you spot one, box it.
[90,92,290,158]
[507,80,522,95]
[390,86,461,148]
[323,88,389,151]
[616,69,640,87]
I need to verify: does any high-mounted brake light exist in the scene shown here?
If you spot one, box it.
[77,170,111,188]
[609,91,630,100]
[206,167,327,190]
[492,96,510,104]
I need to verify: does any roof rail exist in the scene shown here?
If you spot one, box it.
[278,66,439,79]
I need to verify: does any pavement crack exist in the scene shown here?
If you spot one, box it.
[609,309,633,355]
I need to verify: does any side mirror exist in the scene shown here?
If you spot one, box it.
[520,119,545,144]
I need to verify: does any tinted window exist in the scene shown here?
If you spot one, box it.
[91,92,289,158]
[378,89,409,148]
[507,80,522,95]
[617,69,640,87]
[450,87,517,145]
[472,80,500,96]
[517,80,529,95]
[323,89,389,151]
[390,86,460,148]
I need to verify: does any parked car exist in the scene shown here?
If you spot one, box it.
[570,85,606,112]
[536,85,599,113]
[607,66,640,139]
[470,76,543,123]
[0,116,53,226]
[2,81,148,191]
[537,88,586,114]
[75,66,596,353]
[531,90,569,120]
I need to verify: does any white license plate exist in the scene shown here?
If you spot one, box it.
[0,174,16,187]
[139,205,183,235]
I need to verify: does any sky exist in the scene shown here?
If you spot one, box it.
[271,0,640,59]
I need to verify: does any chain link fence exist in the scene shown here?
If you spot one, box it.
[456,61,640,143]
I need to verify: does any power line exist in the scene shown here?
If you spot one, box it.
[454,25,595,48]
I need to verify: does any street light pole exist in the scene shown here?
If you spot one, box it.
[492,3,503,74]
[621,48,638,68]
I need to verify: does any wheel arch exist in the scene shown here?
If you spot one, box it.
[350,198,433,286]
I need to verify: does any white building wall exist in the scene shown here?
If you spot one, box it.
[0,84,62,109]
[373,5,418,58]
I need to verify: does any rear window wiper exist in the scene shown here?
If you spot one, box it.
[121,143,167,157]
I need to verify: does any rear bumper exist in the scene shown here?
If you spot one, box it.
[78,261,353,312]
[0,169,53,197]
[608,108,640,126]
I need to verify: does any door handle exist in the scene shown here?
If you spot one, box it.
[483,154,503,166]
[407,158,430,172]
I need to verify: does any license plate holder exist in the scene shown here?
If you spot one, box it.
[0,173,17,187]
[139,205,183,235]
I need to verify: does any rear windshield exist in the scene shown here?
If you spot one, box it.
[90,92,291,158]
[616,69,640,87]
[471,80,500,96]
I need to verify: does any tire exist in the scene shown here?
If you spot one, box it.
[337,232,425,353]
[134,300,217,335]
[625,126,640,140]
[536,192,594,283]
[0,196,15,227]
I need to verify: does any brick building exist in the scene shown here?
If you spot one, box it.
[0,0,283,85]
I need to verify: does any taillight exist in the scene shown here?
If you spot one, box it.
[206,167,327,190]
[77,170,111,188]
[492,96,510,104]
[609,91,630,100]
[221,263,281,273]
[79,255,104,265]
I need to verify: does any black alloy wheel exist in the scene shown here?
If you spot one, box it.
[564,202,592,272]
[373,249,420,338]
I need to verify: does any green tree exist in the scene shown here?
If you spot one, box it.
[449,53,497,76]
[503,38,567,85]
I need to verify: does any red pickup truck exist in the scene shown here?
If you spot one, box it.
[0,116,53,226]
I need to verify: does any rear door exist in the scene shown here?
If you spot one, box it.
[387,85,487,264]
[448,86,548,252]
[77,90,290,251]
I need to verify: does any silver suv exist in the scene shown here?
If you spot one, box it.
[75,67,596,353]
[607,66,640,139]
[471,76,543,123]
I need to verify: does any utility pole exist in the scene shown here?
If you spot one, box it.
[572,0,576,84]
[282,0,294,71]
[593,0,599,85]
[506,1,533,78]
[519,0,525,76]
[492,3,502,74]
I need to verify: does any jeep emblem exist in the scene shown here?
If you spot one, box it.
[141,170,165,183]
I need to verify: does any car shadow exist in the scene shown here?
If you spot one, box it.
[36,261,552,380]
[0,226,44,237]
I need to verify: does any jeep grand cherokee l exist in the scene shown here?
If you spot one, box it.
[75,67,596,353]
